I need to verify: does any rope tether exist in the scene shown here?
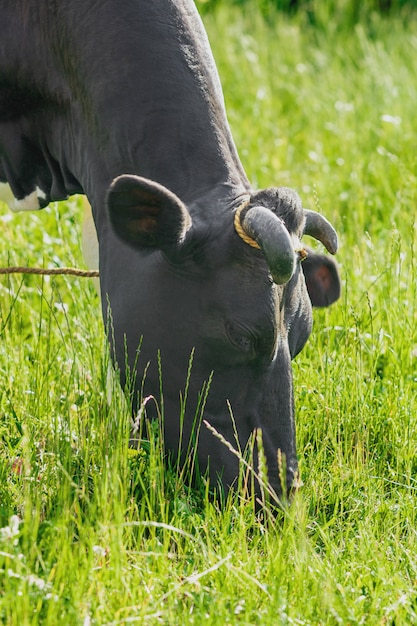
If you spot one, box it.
[1,197,262,278]
[0,266,99,278]
[233,197,261,250]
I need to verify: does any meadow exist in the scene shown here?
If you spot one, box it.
[1,3,417,624]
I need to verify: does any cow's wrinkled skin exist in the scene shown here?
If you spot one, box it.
[0,0,340,499]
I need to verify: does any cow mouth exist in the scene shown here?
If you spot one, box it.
[201,419,300,505]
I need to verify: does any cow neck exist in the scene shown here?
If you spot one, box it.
[63,1,249,202]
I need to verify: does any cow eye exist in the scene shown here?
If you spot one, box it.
[226,323,254,353]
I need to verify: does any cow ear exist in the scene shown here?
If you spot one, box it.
[106,175,192,249]
[302,249,341,307]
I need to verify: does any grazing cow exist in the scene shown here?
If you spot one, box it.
[0,0,340,499]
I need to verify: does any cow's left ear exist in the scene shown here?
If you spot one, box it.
[106,174,192,249]
[301,249,341,307]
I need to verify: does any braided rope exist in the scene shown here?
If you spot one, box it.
[0,266,99,278]
[233,197,261,250]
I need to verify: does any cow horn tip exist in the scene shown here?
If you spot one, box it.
[304,210,339,255]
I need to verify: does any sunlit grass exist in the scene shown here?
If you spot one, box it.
[1,5,417,624]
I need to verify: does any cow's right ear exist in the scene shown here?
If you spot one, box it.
[106,175,192,250]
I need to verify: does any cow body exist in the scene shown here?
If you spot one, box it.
[0,0,340,499]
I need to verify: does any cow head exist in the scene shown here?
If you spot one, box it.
[105,174,339,501]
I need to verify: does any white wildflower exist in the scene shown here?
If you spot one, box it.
[0,516,21,545]
[381,114,401,126]
[27,574,47,590]
[335,100,354,112]
[92,545,107,558]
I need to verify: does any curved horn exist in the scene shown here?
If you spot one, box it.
[240,206,296,285]
[304,210,338,255]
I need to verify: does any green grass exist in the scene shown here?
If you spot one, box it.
[1,5,417,624]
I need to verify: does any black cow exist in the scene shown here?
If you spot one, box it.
[0,0,340,500]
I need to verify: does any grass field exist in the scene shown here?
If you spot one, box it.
[1,4,417,624]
